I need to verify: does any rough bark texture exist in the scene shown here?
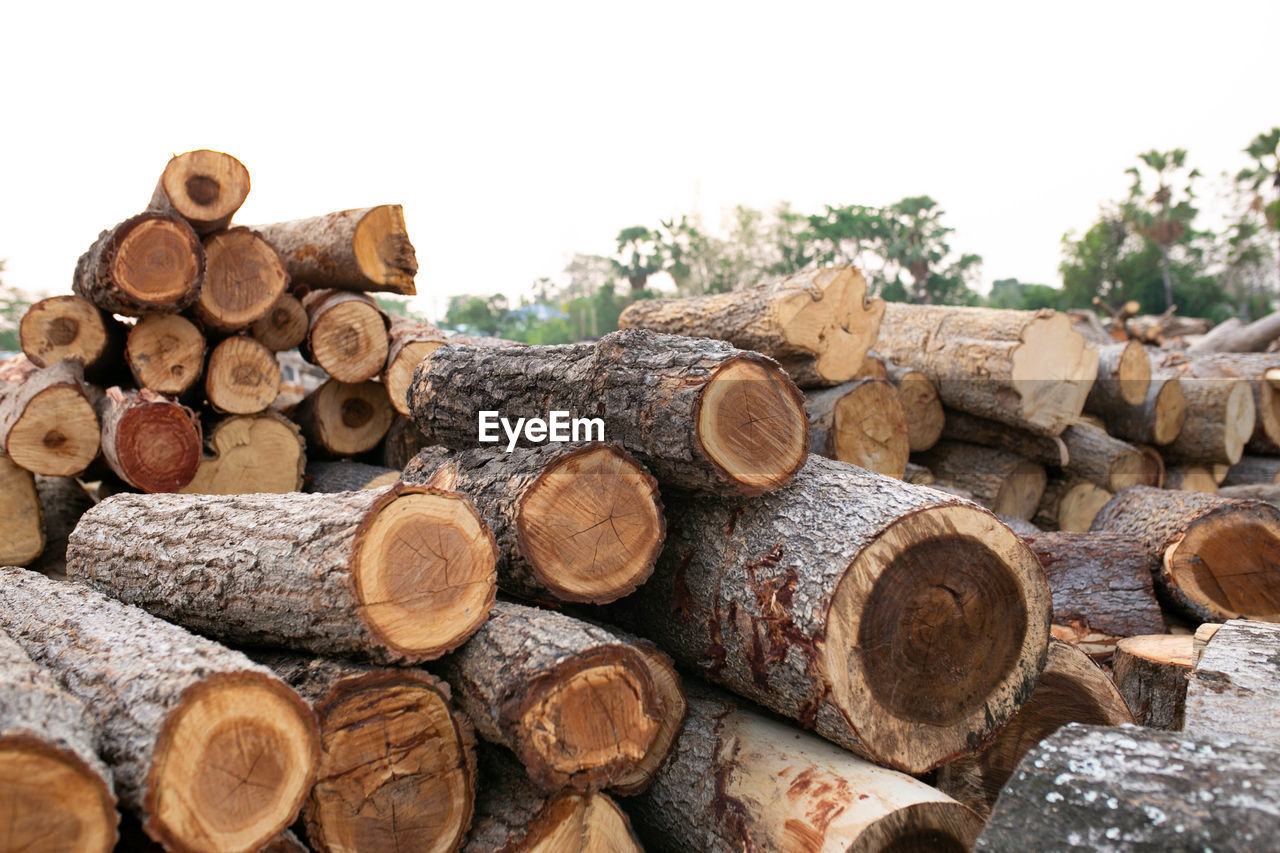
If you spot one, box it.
[67,486,497,664]
[191,227,289,333]
[384,317,446,416]
[628,683,983,853]
[408,328,810,496]
[939,408,1069,467]
[1161,372,1256,466]
[1111,634,1194,730]
[180,411,306,495]
[1224,455,1280,486]
[1184,619,1280,749]
[1189,309,1280,354]
[28,475,92,579]
[253,206,419,295]
[902,460,934,485]
[803,378,909,477]
[917,440,1047,519]
[0,454,44,567]
[204,335,282,415]
[976,723,1280,852]
[72,211,205,316]
[147,149,250,234]
[125,313,207,396]
[97,387,202,492]
[626,455,1052,775]
[1060,420,1147,491]
[1103,371,1186,446]
[301,290,390,384]
[1162,351,1280,454]
[19,294,122,383]
[251,293,309,352]
[294,378,396,458]
[1084,340,1150,415]
[381,415,433,469]
[306,460,399,492]
[1218,483,1280,504]
[0,359,100,476]
[1034,475,1112,532]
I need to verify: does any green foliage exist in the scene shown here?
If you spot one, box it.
[373,296,432,323]
[987,278,1063,311]
[0,261,29,353]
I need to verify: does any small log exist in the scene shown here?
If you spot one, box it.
[885,360,945,451]
[301,290,390,383]
[1135,443,1166,488]
[1163,375,1256,466]
[998,513,1041,536]
[205,335,281,414]
[628,682,983,852]
[180,411,306,495]
[1033,474,1111,532]
[384,317,447,416]
[253,205,418,295]
[917,440,1047,519]
[147,149,250,234]
[381,414,432,469]
[294,378,395,457]
[29,475,93,579]
[975,723,1280,851]
[1224,455,1280,486]
[936,640,1133,817]
[1084,340,1151,417]
[306,460,399,492]
[1187,315,1246,353]
[617,266,886,387]
[1184,619,1280,748]
[1060,420,1147,490]
[1090,486,1280,622]
[1103,369,1186,445]
[19,294,121,383]
[902,460,934,484]
[1165,464,1219,493]
[403,443,664,604]
[1111,633,1194,729]
[97,387,202,493]
[1165,352,1280,454]
[438,601,667,792]
[72,211,205,316]
[939,408,1069,467]
[0,455,43,566]
[0,359,100,476]
[409,329,810,496]
[251,292,309,351]
[68,486,497,664]
[1218,483,1280,505]
[125,313,207,396]
[1188,309,1280,354]
[190,227,289,333]
[853,350,888,380]
[803,378,909,477]
[0,626,118,852]
[0,567,318,852]
[262,654,477,853]
[628,455,1052,774]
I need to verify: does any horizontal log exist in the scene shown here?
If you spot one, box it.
[0,359,99,477]
[97,387,202,493]
[383,317,446,416]
[191,227,289,333]
[1102,370,1186,446]
[125,313,206,396]
[803,378,909,477]
[294,378,395,458]
[917,440,1047,519]
[301,290,390,383]
[1112,633,1194,729]
[0,454,43,566]
[147,149,250,234]
[19,295,121,383]
[305,460,399,492]
[73,211,205,316]
[251,293,309,352]
[252,205,418,295]
[939,408,1069,467]
[205,335,282,415]
[1033,474,1111,532]
[1184,619,1280,749]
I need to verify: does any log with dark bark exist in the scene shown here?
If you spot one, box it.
[1224,455,1280,486]
[403,443,665,604]
[72,212,205,316]
[1162,374,1256,466]
[261,654,477,853]
[605,631,686,797]
[628,682,983,852]
[180,411,306,495]
[301,290,390,383]
[1218,483,1280,505]
[384,317,446,416]
[1184,619,1280,749]
[252,205,418,295]
[936,640,1133,817]
[438,601,670,792]
[803,378,909,477]
[627,455,1052,774]
[917,440,1047,519]
[1102,369,1186,446]
[0,359,100,476]
[190,227,289,333]
[975,723,1280,851]
[0,454,43,566]
[1111,633,1194,729]
[0,626,118,853]
[885,359,945,451]
[147,149,250,234]
[939,408,1069,467]
[251,292,309,352]
[873,303,1098,436]
[1189,309,1280,354]
[97,387,202,492]
[125,312,206,396]
[1033,474,1112,532]
[1090,486,1280,622]
[381,414,432,469]
[19,294,121,383]
[68,486,497,664]
[294,378,395,457]
[306,460,399,492]
[0,567,318,853]
[617,266,885,387]
[1060,420,1147,491]
[204,335,281,414]
[409,329,809,496]
[29,475,93,579]
[1083,340,1150,417]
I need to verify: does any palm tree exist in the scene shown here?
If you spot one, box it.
[1124,149,1201,311]
[1237,128,1280,292]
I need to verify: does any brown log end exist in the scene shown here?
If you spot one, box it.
[111,213,206,308]
[779,267,885,385]
[897,369,945,452]
[606,641,684,797]
[19,296,109,370]
[823,379,910,478]
[194,228,289,332]
[126,313,207,395]
[298,379,395,457]
[4,381,100,477]
[181,413,306,496]
[353,205,419,294]
[1011,313,1098,434]
[1151,377,1188,445]
[307,295,390,383]
[112,397,203,492]
[385,338,445,416]
[205,336,282,415]
[0,455,43,565]
[1116,338,1152,405]
[1164,501,1280,620]
[1112,634,1194,729]
[153,149,251,233]
[0,734,118,852]
[251,294,309,352]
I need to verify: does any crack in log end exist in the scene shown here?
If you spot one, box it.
[699,358,808,495]
[112,217,203,305]
[1167,506,1280,620]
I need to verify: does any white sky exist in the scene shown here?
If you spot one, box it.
[1,1,1275,321]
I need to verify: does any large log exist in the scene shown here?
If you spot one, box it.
[97,387,202,493]
[0,567,318,853]
[1102,369,1186,446]
[802,378,909,477]
[1184,619,1280,748]
[29,475,93,579]
[262,654,477,853]
[72,211,205,316]
[0,359,100,476]
[873,303,1098,436]
[0,455,43,566]
[605,630,686,797]
[917,440,1047,519]
[975,723,1280,851]
[251,292,309,352]
[204,335,282,414]
[383,317,446,416]
[252,205,418,295]
[68,486,497,663]
[885,359,945,451]
[1111,633,1194,729]
[627,455,1052,774]
[1060,420,1147,491]
[301,290,390,383]
[1033,474,1111,532]
[180,411,306,495]
[1090,486,1280,622]
[628,683,983,852]
[402,443,664,604]
[19,294,121,383]
[408,328,810,496]
[191,227,290,333]
[939,408,1069,467]
[125,313,207,396]
[294,378,395,457]
[1188,309,1280,354]
[1083,340,1150,416]
[147,149,250,234]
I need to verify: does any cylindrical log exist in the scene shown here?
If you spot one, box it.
[0,359,100,476]
[205,335,282,414]
[251,292,309,351]
[1163,375,1256,466]
[629,682,984,852]
[1084,340,1151,417]
[0,454,43,566]
[917,440,1047,519]
[191,227,290,333]
[97,387,202,492]
[19,295,121,383]
[1135,443,1166,488]
[72,211,205,316]
[408,328,810,496]
[403,443,664,604]
[381,414,432,469]
[605,632,686,797]
[902,460,934,484]
[1184,619,1280,748]
[885,360,945,451]
[1111,633,1194,729]
[306,460,399,492]
[252,205,418,295]
[0,567,318,853]
[628,455,1052,774]
[617,266,886,387]
[1165,464,1219,493]
[1218,482,1280,504]
[939,408,1069,467]
[29,475,93,579]
[383,317,446,416]
[180,411,306,495]
[803,378,909,477]
[125,313,207,396]
[1224,455,1280,486]
[1163,351,1280,454]
[854,350,888,380]
[1060,420,1146,490]
[147,149,250,234]
[302,290,390,383]
[1104,370,1186,446]
[294,378,395,457]
[1189,309,1280,353]
[1090,486,1280,622]
[1033,474,1111,532]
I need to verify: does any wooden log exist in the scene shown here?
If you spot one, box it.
[1103,370,1186,446]
[147,149,250,234]
[29,475,92,579]
[1188,309,1280,354]
[1218,483,1280,504]
[1184,619,1280,748]
[381,414,432,469]
[306,460,399,492]
[68,486,497,664]
[251,292,309,351]
[301,290,390,383]
[917,440,1047,519]
[261,654,477,853]
[1163,352,1280,454]
[1224,455,1280,486]
[1165,464,1219,493]
[628,682,983,852]
[402,443,664,604]
[0,626,118,853]
[1193,621,1223,666]
[939,408,1069,467]
[1060,420,1147,490]
[1090,486,1280,622]
[1111,633,1194,729]
[885,359,945,451]
[617,266,886,387]
[252,205,418,295]
[627,455,1052,774]
[438,601,667,792]
[1024,531,1163,660]
[0,455,43,566]
[294,378,395,457]
[975,723,1280,851]
[1135,443,1166,488]
[97,387,202,493]
[180,411,306,495]
[873,302,1098,436]
[190,227,289,333]
[1163,375,1256,466]
[604,631,685,797]
[998,513,1041,536]
[409,329,810,496]
[384,317,447,416]
[853,350,888,380]
[902,460,934,484]
[803,378,909,478]
[125,313,207,396]
[204,335,281,414]
[1083,340,1150,418]
[1033,474,1111,532]
[19,295,121,383]
[0,567,318,852]
[936,640,1133,817]
[0,359,100,476]
[72,212,205,316]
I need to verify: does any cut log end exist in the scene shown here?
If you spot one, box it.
[299,379,395,457]
[698,357,808,494]
[251,294,308,352]
[6,385,100,477]
[181,413,305,495]
[1011,313,1098,434]
[856,803,979,853]
[206,336,281,415]
[353,486,496,659]
[519,791,642,853]
[308,297,390,383]
[0,455,43,565]
[1151,378,1188,445]
[126,313,206,395]
[0,735,118,853]
[352,205,419,294]
[19,296,109,370]
[1116,339,1152,405]
[385,338,444,416]
[114,400,202,492]
[827,379,910,477]
[195,228,289,332]
[1106,449,1148,492]
[994,460,1048,519]
[113,216,205,306]
[897,370,945,452]
[153,149,251,233]
[1166,503,1280,620]
[779,267,885,384]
